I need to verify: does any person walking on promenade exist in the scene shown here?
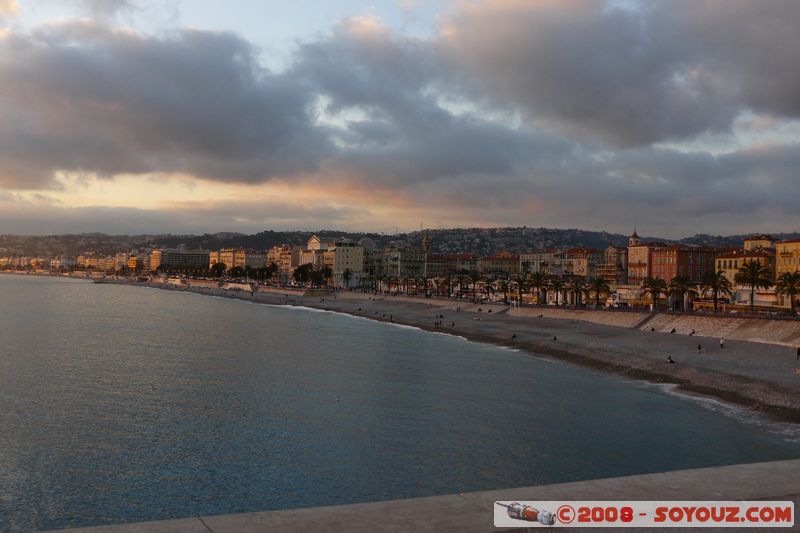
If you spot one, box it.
[796,347,799,360]
[697,344,703,354]
[720,338,725,349]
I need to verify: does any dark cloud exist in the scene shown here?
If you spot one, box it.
[0,2,799,236]
[438,0,800,146]
[0,21,330,188]
[0,197,368,234]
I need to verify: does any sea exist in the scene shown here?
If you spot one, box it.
[1,275,799,531]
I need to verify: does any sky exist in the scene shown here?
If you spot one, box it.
[1,0,799,237]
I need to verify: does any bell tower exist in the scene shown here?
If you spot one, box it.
[628,228,640,247]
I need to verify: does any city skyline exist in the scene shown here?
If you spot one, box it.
[1,0,800,237]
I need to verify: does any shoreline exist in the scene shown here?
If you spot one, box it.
[88,277,800,424]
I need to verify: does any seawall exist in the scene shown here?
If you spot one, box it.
[51,458,800,532]
[510,306,800,347]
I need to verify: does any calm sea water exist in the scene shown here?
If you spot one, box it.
[1,275,799,531]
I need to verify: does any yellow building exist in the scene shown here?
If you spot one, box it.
[323,240,364,288]
[776,240,800,278]
[744,235,774,252]
[715,248,774,281]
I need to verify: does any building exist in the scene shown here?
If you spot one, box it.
[322,239,364,288]
[478,252,520,278]
[562,247,603,278]
[307,235,335,251]
[151,249,210,271]
[715,248,776,285]
[776,239,800,279]
[627,229,654,285]
[127,256,143,272]
[267,244,302,279]
[650,244,715,283]
[744,235,775,252]
[211,249,266,271]
[520,250,560,275]
[597,244,628,284]
[365,241,426,279]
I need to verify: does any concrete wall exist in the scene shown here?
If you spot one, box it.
[510,306,650,328]
[53,459,800,533]
[642,314,800,346]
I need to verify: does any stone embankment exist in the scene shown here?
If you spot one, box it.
[53,459,800,532]
[511,306,800,347]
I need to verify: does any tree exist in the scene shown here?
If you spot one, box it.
[342,268,353,289]
[495,279,510,304]
[735,260,773,311]
[528,271,547,304]
[668,275,696,310]
[513,274,527,304]
[470,271,482,303]
[564,274,586,306]
[641,276,667,311]
[700,270,732,312]
[548,276,564,305]
[588,276,610,307]
[321,266,333,286]
[293,263,313,284]
[776,271,800,314]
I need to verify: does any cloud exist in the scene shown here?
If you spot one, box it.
[0,195,370,234]
[437,0,800,146]
[0,0,18,21]
[0,1,799,237]
[74,0,135,18]
[0,21,331,188]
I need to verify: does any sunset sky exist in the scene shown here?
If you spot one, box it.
[1,0,799,237]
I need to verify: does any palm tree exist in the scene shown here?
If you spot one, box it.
[564,275,586,306]
[321,266,334,287]
[470,271,482,303]
[495,279,510,304]
[529,271,548,304]
[641,276,667,311]
[667,275,696,310]
[776,271,800,314]
[342,268,352,289]
[548,276,564,306]
[513,274,527,304]
[700,270,732,312]
[735,260,773,311]
[588,276,610,307]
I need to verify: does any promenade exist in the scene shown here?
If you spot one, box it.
[53,458,800,532]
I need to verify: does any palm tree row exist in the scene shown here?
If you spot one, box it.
[359,261,800,313]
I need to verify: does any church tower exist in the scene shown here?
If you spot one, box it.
[628,228,640,247]
[421,230,431,253]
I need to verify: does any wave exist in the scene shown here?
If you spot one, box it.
[637,382,800,443]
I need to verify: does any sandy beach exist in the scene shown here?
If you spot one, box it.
[99,278,800,423]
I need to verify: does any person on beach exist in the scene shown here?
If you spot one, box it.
[689,329,695,336]
[666,356,676,364]
[670,328,676,333]
[512,333,517,339]
[553,335,557,341]
[720,338,725,349]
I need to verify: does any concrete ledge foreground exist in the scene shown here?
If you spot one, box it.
[51,459,800,532]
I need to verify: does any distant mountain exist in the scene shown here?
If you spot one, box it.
[1,227,798,257]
